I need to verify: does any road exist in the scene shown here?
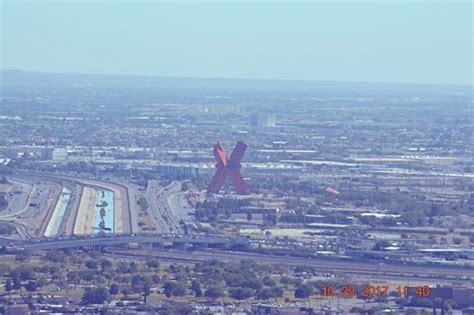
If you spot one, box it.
[1,180,33,218]
[0,180,61,238]
[10,234,248,250]
[145,181,187,234]
[167,183,196,229]
[160,182,185,233]
[0,220,32,239]
[145,180,173,234]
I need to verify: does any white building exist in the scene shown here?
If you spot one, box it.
[52,148,67,161]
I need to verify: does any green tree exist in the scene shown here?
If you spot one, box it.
[4,278,13,292]
[121,287,130,298]
[100,259,113,271]
[190,280,202,297]
[13,277,22,292]
[116,261,129,274]
[36,276,48,288]
[109,284,119,295]
[205,286,225,300]
[66,271,81,288]
[295,284,313,300]
[10,266,33,281]
[280,276,291,288]
[151,274,161,284]
[128,262,138,273]
[103,270,115,286]
[271,286,284,300]
[82,287,109,305]
[229,287,253,300]
[146,259,160,269]
[262,276,275,287]
[257,287,273,300]
[172,282,187,298]
[45,250,67,263]
[85,260,98,270]
[132,274,144,288]
[143,282,151,303]
[24,280,37,296]
[163,281,174,298]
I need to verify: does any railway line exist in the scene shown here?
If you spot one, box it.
[2,227,472,285]
[105,249,474,285]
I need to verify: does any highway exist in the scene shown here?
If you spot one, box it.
[0,179,61,238]
[0,181,36,219]
[0,179,32,237]
[2,180,32,216]
[167,182,196,229]
[159,182,183,233]
[145,180,173,233]
[7,234,249,250]
[145,181,185,234]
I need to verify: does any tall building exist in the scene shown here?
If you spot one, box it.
[264,114,276,127]
[249,113,276,127]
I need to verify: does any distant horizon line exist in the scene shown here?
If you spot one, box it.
[2,68,473,87]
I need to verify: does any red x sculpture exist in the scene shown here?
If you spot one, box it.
[207,140,248,194]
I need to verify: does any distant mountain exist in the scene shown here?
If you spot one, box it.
[0,69,471,97]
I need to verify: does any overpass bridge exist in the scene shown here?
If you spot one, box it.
[3,234,251,251]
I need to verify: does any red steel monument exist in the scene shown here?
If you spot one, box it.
[207,140,248,194]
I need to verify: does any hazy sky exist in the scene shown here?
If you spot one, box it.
[1,1,472,85]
